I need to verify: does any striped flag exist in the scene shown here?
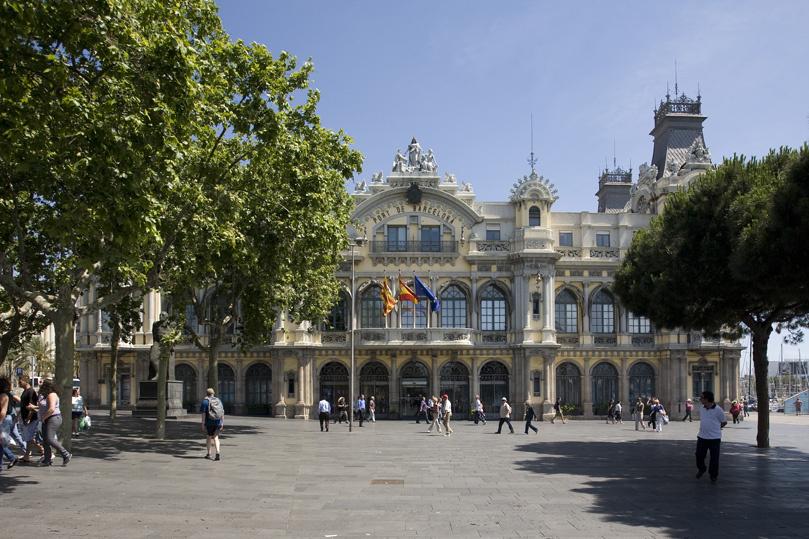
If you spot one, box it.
[398,276,418,304]
[381,277,398,316]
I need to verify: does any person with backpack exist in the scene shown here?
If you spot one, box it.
[200,388,224,461]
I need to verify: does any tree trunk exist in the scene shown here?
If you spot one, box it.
[110,322,121,420]
[751,324,772,448]
[156,341,170,439]
[206,338,219,393]
[53,311,75,450]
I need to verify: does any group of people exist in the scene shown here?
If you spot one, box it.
[630,396,669,432]
[0,375,74,473]
[316,395,378,432]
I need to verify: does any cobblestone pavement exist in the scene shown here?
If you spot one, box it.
[2,412,807,538]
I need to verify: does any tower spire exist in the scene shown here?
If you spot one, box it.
[674,59,679,96]
[527,113,537,173]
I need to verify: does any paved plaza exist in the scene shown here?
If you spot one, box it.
[3,412,808,538]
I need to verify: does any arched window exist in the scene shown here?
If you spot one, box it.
[529,206,541,226]
[319,361,349,410]
[555,289,579,333]
[245,363,272,415]
[479,361,509,417]
[175,363,197,412]
[360,361,389,416]
[399,361,429,415]
[440,361,470,415]
[556,362,582,411]
[480,285,507,331]
[322,292,349,331]
[629,362,655,404]
[590,289,615,333]
[591,361,619,416]
[360,285,384,328]
[217,363,236,412]
[627,311,652,334]
[440,285,467,328]
[400,295,428,328]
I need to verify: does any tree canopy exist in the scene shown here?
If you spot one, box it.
[615,145,809,448]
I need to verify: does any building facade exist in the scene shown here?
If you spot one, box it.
[76,91,742,419]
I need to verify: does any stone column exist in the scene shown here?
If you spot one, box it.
[582,282,591,342]
[543,354,554,416]
[471,357,480,402]
[273,355,286,418]
[295,354,308,419]
[234,356,245,414]
[389,355,399,418]
[431,355,439,397]
[583,358,593,417]
[620,357,629,408]
[470,275,478,331]
[543,273,555,335]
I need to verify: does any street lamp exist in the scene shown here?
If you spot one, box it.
[349,235,366,433]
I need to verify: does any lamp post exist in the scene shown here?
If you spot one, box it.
[349,235,366,433]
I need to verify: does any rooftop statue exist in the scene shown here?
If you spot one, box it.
[407,137,422,169]
[371,171,384,183]
[638,163,658,186]
[392,149,407,172]
[444,172,456,183]
[420,149,437,172]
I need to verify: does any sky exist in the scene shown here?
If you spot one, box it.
[215,0,809,370]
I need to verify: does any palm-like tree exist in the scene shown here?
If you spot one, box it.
[9,336,55,377]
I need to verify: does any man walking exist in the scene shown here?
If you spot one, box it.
[524,401,538,434]
[318,397,331,432]
[795,397,802,416]
[473,394,486,425]
[200,388,224,461]
[496,397,515,434]
[695,391,727,483]
[356,394,366,427]
[634,397,645,431]
[418,395,429,424]
[441,394,453,436]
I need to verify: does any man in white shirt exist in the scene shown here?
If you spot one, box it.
[496,397,515,434]
[695,390,727,483]
[318,398,331,432]
[441,394,453,436]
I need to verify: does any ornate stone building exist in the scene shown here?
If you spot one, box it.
[76,91,741,419]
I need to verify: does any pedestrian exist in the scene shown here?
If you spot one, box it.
[652,398,667,432]
[368,396,376,422]
[0,376,15,472]
[473,394,486,425]
[419,395,430,424]
[71,387,88,436]
[426,395,443,434]
[695,390,727,483]
[606,399,615,424]
[551,398,566,424]
[317,396,330,432]
[683,398,693,422]
[356,394,366,427]
[1,376,27,469]
[742,398,750,419]
[337,396,348,424]
[634,397,646,431]
[796,397,803,416]
[614,401,623,424]
[524,401,538,434]
[496,397,515,434]
[18,375,44,463]
[441,394,453,436]
[37,379,71,466]
[730,400,742,424]
[200,388,224,461]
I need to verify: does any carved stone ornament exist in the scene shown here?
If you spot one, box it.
[686,139,711,164]
[509,171,558,204]
[391,138,439,174]
[371,171,384,183]
[406,182,423,204]
[638,163,658,186]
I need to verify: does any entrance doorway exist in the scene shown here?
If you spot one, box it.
[440,361,470,417]
[479,361,509,419]
[399,361,429,419]
[319,362,349,412]
[360,361,389,417]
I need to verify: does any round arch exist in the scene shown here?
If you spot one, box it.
[628,361,656,404]
[555,362,582,413]
[479,360,510,418]
[360,361,389,417]
[591,361,619,415]
[175,363,197,412]
[245,362,272,415]
[319,361,349,412]
[439,360,470,416]
[399,360,430,418]
[217,362,236,413]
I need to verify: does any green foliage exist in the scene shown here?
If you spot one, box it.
[615,145,809,447]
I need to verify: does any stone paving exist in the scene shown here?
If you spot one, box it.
[2,412,808,538]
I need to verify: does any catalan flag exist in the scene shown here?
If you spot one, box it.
[381,277,398,316]
[398,276,418,304]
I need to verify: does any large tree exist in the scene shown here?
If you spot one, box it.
[615,146,809,448]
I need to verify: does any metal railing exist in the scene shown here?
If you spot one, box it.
[370,240,458,254]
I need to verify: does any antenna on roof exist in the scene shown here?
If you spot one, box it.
[674,59,679,96]
[697,81,701,100]
[528,113,537,173]
[613,138,617,168]
[666,81,671,100]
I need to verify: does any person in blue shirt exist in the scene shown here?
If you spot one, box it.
[200,388,224,461]
[356,395,366,427]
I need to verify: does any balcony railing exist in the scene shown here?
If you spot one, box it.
[317,328,515,346]
[371,240,458,254]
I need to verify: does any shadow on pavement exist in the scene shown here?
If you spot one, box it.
[71,415,261,462]
[514,439,809,537]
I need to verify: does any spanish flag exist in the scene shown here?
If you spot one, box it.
[398,276,419,304]
[381,277,398,316]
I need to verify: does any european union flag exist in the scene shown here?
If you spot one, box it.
[413,275,440,312]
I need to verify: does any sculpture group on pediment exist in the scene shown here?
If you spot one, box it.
[391,138,440,173]
[444,172,456,183]
[371,171,384,183]
[638,162,658,186]
[687,138,711,163]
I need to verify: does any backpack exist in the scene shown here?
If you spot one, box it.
[207,397,224,421]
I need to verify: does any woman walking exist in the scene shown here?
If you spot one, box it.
[37,380,71,466]
[682,398,693,422]
[71,387,88,436]
[730,400,742,424]
[336,396,349,424]
[368,396,376,423]
[0,376,15,472]
[551,398,566,424]
[426,396,443,434]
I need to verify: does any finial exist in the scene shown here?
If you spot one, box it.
[666,81,670,100]
[697,82,701,101]
[674,59,679,96]
[527,113,537,173]
[613,138,617,169]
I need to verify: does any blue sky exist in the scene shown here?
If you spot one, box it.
[216,0,809,372]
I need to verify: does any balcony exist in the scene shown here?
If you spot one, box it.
[371,240,458,254]
[316,328,514,346]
